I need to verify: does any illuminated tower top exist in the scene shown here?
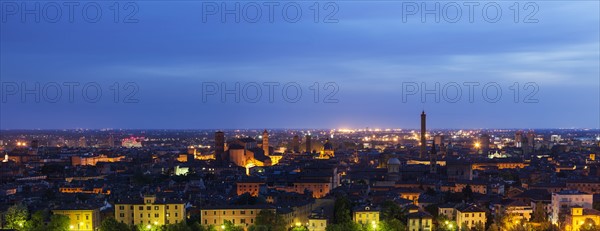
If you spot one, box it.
[420,111,427,159]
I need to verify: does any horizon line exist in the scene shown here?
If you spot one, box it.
[1,128,600,131]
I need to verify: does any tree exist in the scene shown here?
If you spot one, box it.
[531,202,547,223]
[538,221,559,231]
[222,220,244,231]
[47,214,70,231]
[5,204,28,230]
[435,218,457,231]
[163,222,192,231]
[472,222,485,231]
[248,225,270,231]
[380,201,402,221]
[291,226,309,231]
[325,222,361,231]
[459,222,470,231]
[251,210,286,231]
[188,222,216,231]
[135,223,161,231]
[579,218,597,231]
[424,205,438,219]
[333,197,352,224]
[462,185,473,200]
[486,224,500,231]
[100,217,131,231]
[24,210,49,231]
[379,219,406,231]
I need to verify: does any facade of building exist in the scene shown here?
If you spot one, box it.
[504,201,533,222]
[353,206,379,226]
[438,204,456,220]
[236,181,264,197]
[274,180,332,199]
[317,139,334,159]
[59,186,110,195]
[199,205,276,229]
[52,205,101,231]
[114,195,186,226]
[229,138,272,169]
[550,191,593,224]
[71,155,125,166]
[456,205,486,230]
[566,180,600,194]
[407,211,433,231]
[564,207,600,231]
[308,215,327,231]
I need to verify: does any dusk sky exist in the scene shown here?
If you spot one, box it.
[1,1,599,129]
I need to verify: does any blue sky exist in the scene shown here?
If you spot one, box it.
[1,1,599,129]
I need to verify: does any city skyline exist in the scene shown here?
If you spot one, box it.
[1,1,600,230]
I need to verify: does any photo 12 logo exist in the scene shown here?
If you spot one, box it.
[0,82,140,103]
[0,1,139,23]
[401,1,539,23]
[401,82,539,103]
[201,1,339,23]
[201,82,340,103]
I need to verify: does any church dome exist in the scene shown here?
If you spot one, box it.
[387,157,400,165]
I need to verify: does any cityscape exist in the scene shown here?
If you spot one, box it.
[1,1,600,231]
[1,112,599,231]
